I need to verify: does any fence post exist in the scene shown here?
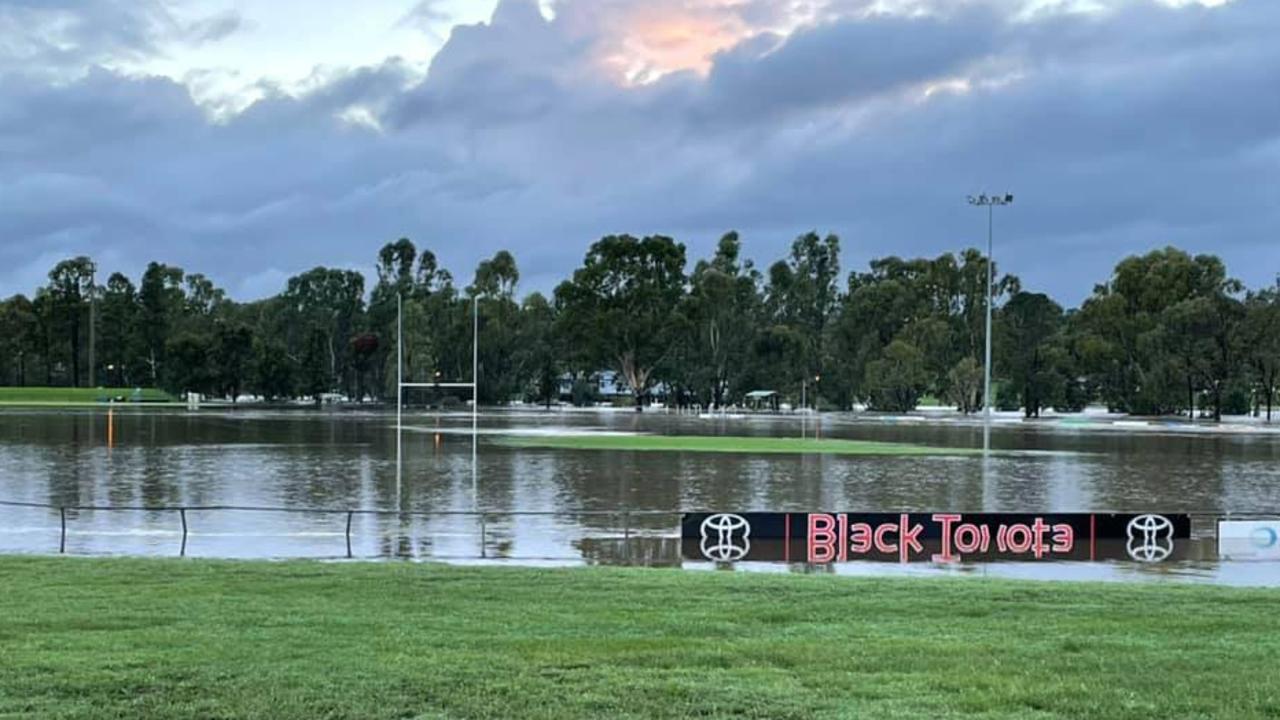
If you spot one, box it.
[479,514,487,559]
[179,508,188,557]
[622,511,631,566]
[59,507,66,554]
[346,511,354,559]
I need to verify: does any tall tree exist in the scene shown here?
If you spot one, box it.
[0,295,37,386]
[1241,289,1280,421]
[864,339,929,412]
[765,232,841,382]
[212,322,254,401]
[138,262,187,385]
[470,251,524,403]
[281,267,365,398]
[555,235,687,409]
[252,337,295,401]
[99,273,140,386]
[998,292,1064,418]
[1075,247,1239,416]
[46,257,96,387]
[165,333,216,396]
[946,357,983,414]
[518,292,560,408]
[684,232,761,408]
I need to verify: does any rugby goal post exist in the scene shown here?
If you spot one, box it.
[396,292,479,510]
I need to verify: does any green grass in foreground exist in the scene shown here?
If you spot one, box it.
[497,433,973,456]
[0,386,176,405]
[2,558,1278,719]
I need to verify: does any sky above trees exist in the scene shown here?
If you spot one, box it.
[1,0,1276,305]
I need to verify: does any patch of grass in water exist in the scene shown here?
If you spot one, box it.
[0,386,176,405]
[495,433,975,456]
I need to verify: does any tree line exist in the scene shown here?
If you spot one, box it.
[1,233,1278,420]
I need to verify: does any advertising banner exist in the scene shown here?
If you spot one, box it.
[1216,520,1280,560]
[682,512,1192,564]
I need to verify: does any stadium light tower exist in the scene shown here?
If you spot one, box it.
[967,192,1013,455]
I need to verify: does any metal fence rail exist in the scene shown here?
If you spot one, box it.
[2,500,1274,561]
[0,499,680,560]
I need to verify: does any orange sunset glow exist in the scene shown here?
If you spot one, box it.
[572,0,819,84]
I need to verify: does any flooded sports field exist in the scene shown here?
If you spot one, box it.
[2,408,1279,585]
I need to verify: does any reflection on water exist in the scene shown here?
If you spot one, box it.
[2,408,1280,585]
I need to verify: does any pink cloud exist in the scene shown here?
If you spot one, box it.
[552,0,824,83]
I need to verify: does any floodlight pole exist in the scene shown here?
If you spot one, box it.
[472,293,479,511]
[968,193,1013,455]
[88,264,96,388]
[984,201,992,455]
[800,378,806,439]
[396,292,403,507]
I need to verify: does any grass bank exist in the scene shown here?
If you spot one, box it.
[496,433,974,456]
[0,387,176,406]
[2,558,1278,719]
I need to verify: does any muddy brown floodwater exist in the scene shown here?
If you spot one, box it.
[2,408,1279,585]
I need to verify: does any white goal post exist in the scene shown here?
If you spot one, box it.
[395,292,479,510]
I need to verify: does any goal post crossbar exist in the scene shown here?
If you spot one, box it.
[396,292,481,512]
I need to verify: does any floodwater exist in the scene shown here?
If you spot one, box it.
[1,407,1279,585]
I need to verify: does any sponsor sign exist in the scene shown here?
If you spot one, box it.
[1217,520,1280,560]
[682,512,1191,564]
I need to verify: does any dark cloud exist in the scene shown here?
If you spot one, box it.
[696,6,1001,123]
[0,0,170,73]
[0,0,243,75]
[1,0,1277,306]
[183,9,244,44]
[397,0,452,41]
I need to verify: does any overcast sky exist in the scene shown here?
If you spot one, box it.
[1,0,1275,305]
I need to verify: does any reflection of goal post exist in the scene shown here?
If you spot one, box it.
[396,292,479,509]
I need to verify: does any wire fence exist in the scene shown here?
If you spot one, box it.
[0,499,681,560]
[2,500,1273,561]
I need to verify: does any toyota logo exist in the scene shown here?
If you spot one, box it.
[700,513,751,562]
[1126,514,1175,563]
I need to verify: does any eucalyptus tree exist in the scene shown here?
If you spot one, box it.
[684,232,762,408]
[470,250,524,403]
[764,232,841,387]
[519,292,560,407]
[555,234,687,410]
[1242,289,1280,421]
[1075,247,1243,416]
[99,273,139,386]
[281,267,365,398]
[997,292,1065,418]
[864,339,929,412]
[46,256,96,386]
[138,262,187,385]
[0,295,36,386]
[212,322,254,401]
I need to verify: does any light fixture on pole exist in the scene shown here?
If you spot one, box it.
[471,291,479,511]
[966,192,1013,454]
[88,262,97,388]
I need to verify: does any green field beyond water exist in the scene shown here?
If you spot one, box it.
[1,558,1277,719]
[0,387,176,406]
[497,433,973,456]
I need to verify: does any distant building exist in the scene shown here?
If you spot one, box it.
[556,370,633,402]
[596,370,630,397]
[745,390,780,412]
